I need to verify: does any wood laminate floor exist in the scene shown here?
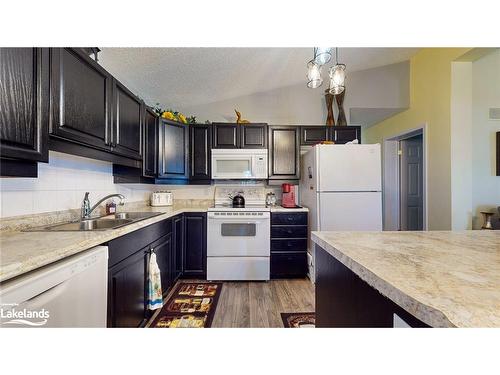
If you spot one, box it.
[147,278,315,328]
[211,278,315,328]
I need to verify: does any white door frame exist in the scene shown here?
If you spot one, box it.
[382,124,428,230]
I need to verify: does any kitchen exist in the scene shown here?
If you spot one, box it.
[0,20,499,374]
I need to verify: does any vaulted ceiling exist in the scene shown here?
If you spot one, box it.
[98,48,419,109]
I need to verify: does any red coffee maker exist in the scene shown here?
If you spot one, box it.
[281,183,296,208]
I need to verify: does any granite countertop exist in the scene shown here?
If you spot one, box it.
[0,202,211,283]
[311,231,500,328]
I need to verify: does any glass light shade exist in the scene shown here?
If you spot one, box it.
[329,64,346,94]
[307,60,323,89]
[314,47,332,65]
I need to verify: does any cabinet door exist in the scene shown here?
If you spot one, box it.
[0,48,49,162]
[241,124,267,148]
[151,233,174,295]
[300,126,330,146]
[268,126,300,180]
[190,124,212,181]
[143,108,158,177]
[173,214,185,280]
[331,126,361,144]
[50,48,112,151]
[108,248,147,328]
[158,120,189,180]
[270,252,307,279]
[212,123,239,148]
[183,213,207,278]
[111,79,143,160]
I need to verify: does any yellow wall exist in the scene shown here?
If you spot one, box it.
[364,48,470,230]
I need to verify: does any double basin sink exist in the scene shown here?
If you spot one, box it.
[26,212,163,232]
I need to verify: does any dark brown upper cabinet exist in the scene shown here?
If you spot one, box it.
[0,48,49,163]
[158,119,189,181]
[189,124,212,183]
[50,48,113,151]
[143,107,158,178]
[240,123,267,148]
[300,126,329,146]
[212,123,239,148]
[111,79,143,160]
[212,123,267,149]
[299,125,361,146]
[331,126,361,144]
[268,126,300,181]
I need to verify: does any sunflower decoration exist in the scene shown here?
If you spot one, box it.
[154,103,197,125]
[177,113,187,124]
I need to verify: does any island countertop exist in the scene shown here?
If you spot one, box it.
[311,231,500,328]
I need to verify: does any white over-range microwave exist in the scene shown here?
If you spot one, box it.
[211,149,268,179]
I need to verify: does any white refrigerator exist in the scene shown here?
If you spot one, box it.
[299,144,382,281]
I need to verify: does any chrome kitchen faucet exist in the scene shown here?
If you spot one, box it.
[81,192,125,219]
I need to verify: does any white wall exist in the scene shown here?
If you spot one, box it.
[471,50,500,228]
[0,151,215,218]
[450,50,500,229]
[180,61,410,127]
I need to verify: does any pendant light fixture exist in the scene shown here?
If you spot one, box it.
[306,47,347,93]
[329,48,346,95]
[313,47,332,65]
[306,60,323,89]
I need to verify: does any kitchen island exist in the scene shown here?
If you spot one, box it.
[312,231,500,328]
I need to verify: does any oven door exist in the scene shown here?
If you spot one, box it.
[207,212,270,256]
[211,154,255,179]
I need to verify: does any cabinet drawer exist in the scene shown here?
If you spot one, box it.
[271,225,307,238]
[271,212,307,226]
[270,252,307,279]
[271,239,307,252]
[108,218,172,267]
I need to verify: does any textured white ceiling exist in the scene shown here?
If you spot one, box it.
[98,48,419,109]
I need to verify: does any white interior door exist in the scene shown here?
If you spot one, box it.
[318,144,382,192]
[318,192,382,231]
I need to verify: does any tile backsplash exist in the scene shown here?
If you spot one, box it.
[0,152,209,219]
[0,151,284,219]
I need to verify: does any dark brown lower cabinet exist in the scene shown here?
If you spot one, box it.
[183,213,207,278]
[152,233,174,296]
[107,247,148,328]
[107,218,172,328]
[173,214,184,280]
[106,213,206,327]
[270,212,308,279]
[315,245,428,328]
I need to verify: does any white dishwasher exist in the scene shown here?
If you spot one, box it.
[0,246,108,328]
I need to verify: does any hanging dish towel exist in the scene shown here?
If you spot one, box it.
[147,252,163,310]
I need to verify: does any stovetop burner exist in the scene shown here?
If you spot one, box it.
[211,186,269,211]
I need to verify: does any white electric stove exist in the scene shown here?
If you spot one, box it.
[207,187,270,281]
